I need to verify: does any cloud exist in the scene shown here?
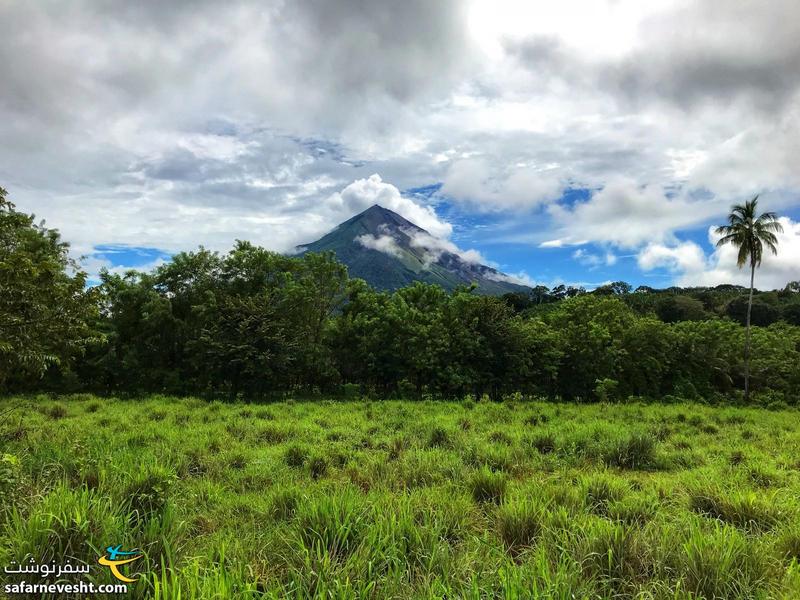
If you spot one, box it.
[637,241,707,274]
[637,217,800,290]
[441,157,564,209]
[331,174,452,238]
[573,248,618,268]
[485,270,538,287]
[404,228,486,267]
[355,233,403,258]
[542,178,721,249]
[1,0,799,289]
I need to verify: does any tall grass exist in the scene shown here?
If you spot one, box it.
[1,394,798,598]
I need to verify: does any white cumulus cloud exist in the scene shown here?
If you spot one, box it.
[637,217,800,290]
[355,233,403,258]
[331,174,452,239]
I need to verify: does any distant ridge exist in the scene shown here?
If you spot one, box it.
[298,204,530,295]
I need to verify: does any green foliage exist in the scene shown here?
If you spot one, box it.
[655,295,709,323]
[0,188,101,389]
[726,295,781,326]
[3,190,798,402]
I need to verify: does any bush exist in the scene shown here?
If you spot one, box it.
[594,378,620,402]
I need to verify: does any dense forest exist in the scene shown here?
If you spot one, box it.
[2,188,800,403]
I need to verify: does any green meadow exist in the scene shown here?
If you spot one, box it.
[1,395,800,599]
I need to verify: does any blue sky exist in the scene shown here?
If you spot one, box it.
[86,185,800,290]
[2,1,799,290]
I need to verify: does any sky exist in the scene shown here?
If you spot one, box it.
[1,0,799,290]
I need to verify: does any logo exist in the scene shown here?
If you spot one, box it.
[97,546,142,583]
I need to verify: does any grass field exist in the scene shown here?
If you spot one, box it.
[1,395,799,599]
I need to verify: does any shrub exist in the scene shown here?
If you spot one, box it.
[594,378,620,402]
[470,468,507,504]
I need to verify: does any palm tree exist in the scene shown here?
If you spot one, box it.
[715,196,782,401]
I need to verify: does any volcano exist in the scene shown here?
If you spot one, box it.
[298,205,529,295]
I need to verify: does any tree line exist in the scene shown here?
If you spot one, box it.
[2,188,799,403]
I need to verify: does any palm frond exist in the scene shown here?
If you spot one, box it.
[736,242,750,268]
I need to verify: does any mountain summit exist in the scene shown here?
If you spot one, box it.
[298,205,529,294]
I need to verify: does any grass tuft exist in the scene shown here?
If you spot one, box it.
[470,468,507,504]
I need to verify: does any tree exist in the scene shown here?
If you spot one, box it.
[0,187,101,389]
[725,296,780,327]
[593,281,632,296]
[715,196,782,400]
[655,295,708,323]
[782,301,800,326]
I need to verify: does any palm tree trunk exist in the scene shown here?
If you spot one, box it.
[744,261,755,401]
